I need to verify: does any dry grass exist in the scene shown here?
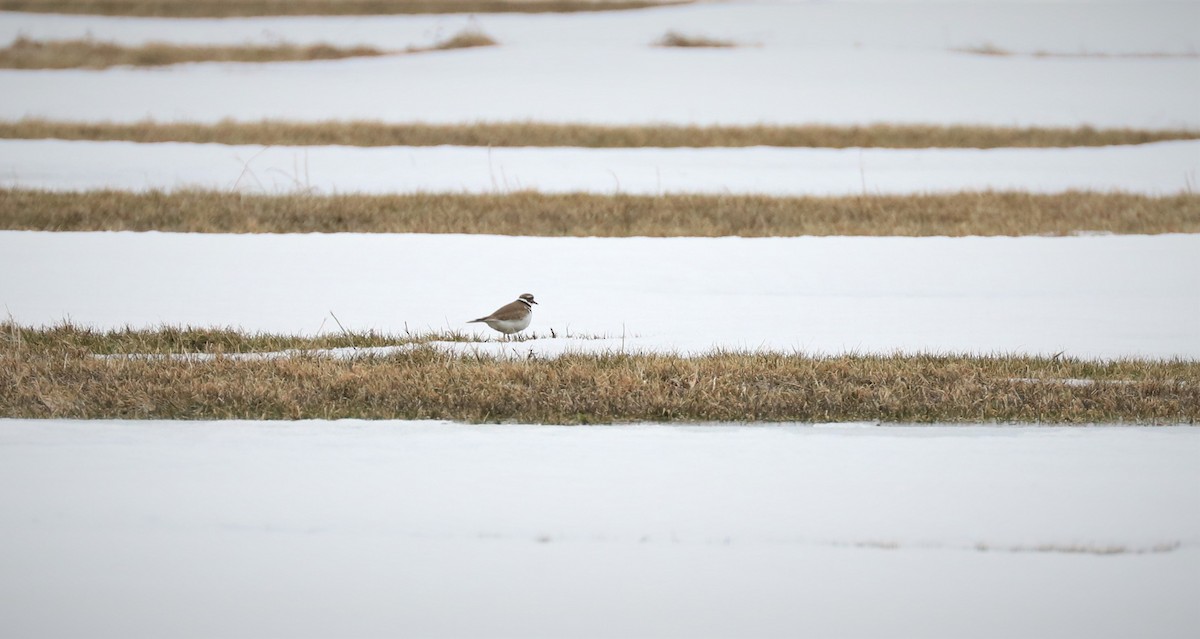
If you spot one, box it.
[0,36,386,69]
[955,43,1199,58]
[0,28,496,69]
[3,323,459,355]
[0,0,687,17]
[2,189,1196,237]
[3,323,1196,423]
[407,28,497,53]
[654,31,736,48]
[3,118,1194,148]
[954,42,1013,56]
[1030,50,1200,59]
[0,323,596,355]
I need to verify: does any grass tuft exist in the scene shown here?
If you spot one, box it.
[424,27,499,51]
[2,323,1196,423]
[954,42,1012,56]
[2,189,1196,237]
[654,31,736,48]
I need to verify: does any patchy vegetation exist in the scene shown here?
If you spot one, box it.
[0,323,598,355]
[2,119,1193,148]
[0,28,495,70]
[654,31,736,48]
[0,0,689,17]
[4,323,454,355]
[1029,50,1199,59]
[2,323,1196,423]
[2,189,1196,237]
[0,36,386,69]
[954,43,1199,58]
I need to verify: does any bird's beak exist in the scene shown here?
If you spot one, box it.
[531,300,538,304]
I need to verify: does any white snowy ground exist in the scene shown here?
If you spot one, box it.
[4,138,1198,195]
[1,1,1198,127]
[4,231,1198,359]
[0,420,1197,638]
[1,5,1197,636]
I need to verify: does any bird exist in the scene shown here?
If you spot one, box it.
[468,293,537,335]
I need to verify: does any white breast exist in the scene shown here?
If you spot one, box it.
[485,314,532,334]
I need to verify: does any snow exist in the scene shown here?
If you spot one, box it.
[1,1,1197,127]
[4,138,1198,194]
[0,419,1196,638]
[4,231,1197,359]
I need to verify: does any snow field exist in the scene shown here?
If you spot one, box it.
[0,420,1197,638]
[1,2,1197,127]
[5,1,1199,54]
[3,138,1198,195]
[0,2,1198,637]
[3,231,1197,359]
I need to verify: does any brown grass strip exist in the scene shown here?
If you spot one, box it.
[0,0,688,17]
[3,324,1195,423]
[0,29,496,69]
[0,36,387,69]
[3,118,1195,148]
[2,189,1196,237]
[2,323,465,355]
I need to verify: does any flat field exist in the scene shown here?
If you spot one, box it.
[6,323,1198,422]
[4,231,1196,359]
[1,420,1196,638]
[1,2,1198,636]
[2,2,1196,126]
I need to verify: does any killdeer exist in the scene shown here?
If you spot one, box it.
[469,293,537,335]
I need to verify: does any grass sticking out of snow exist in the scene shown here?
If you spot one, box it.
[5,119,1193,148]
[406,28,497,53]
[3,323,1197,424]
[0,27,498,70]
[1,323,607,355]
[954,43,1200,59]
[0,0,688,17]
[1029,51,1200,59]
[0,36,388,69]
[2,188,1196,237]
[654,31,737,48]
[953,42,1014,57]
[5,323,468,355]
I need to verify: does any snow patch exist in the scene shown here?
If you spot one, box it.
[1,420,1197,638]
[5,231,1197,359]
[2,139,1197,195]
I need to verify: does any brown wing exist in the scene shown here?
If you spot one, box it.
[475,300,529,322]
